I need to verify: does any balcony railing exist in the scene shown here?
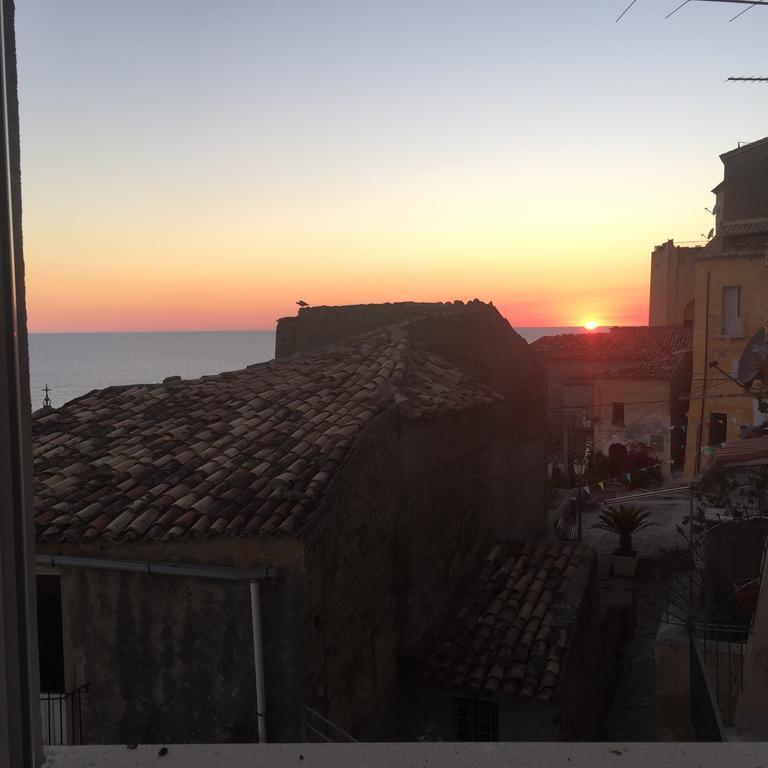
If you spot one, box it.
[41,684,88,746]
[689,627,747,741]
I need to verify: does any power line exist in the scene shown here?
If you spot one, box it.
[433,380,712,483]
[616,0,640,22]
[728,4,754,19]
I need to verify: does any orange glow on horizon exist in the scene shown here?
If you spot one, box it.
[583,320,599,331]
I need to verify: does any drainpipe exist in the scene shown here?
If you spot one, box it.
[250,581,267,743]
[36,554,273,742]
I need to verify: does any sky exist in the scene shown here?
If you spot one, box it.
[15,0,768,332]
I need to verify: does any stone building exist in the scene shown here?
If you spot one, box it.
[593,350,692,478]
[32,308,547,744]
[648,240,700,328]
[275,300,492,360]
[531,327,692,473]
[682,136,768,478]
[362,539,602,740]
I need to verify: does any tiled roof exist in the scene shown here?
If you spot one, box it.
[599,351,687,381]
[531,326,691,363]
[715,435,768,467]
[33,325,502,544]
[420,540,590,702]
[721,219,768,237]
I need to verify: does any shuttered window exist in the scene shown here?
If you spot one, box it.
[721,286,742,336]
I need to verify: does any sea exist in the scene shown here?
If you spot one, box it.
[28,327,585,410]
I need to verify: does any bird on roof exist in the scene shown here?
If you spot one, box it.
[296,300,310,308]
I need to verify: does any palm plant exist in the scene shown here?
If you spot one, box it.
[591,504,656,556]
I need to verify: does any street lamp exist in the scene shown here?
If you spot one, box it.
[573,457,586,541]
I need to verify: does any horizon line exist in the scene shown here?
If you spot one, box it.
[27,323,639,335]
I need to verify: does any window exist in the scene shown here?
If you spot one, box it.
[708,412,728,447]
[721,286,742,336]
[456,696,498,741]
[612,402,625,426]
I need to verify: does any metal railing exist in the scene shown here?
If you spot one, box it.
[690,632,727,741]
[305,707,357,743]
[40,683,87,745]
[689,626,748,739]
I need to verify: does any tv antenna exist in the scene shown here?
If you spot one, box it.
[616,0,768,24]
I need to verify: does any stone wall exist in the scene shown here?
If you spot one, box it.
[49,538,307,744]
[274,300,495,358]
[555,551,604,739]
[648,241,698,328]
[61,570,258,744]
[396,406,546,656]
[302,410,403,736]
[303,397,547,737]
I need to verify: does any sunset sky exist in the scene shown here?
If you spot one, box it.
[16,0,768,332]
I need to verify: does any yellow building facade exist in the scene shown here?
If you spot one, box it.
[683,254,768,477]
[681,137,768,478]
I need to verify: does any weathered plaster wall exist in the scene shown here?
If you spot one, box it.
[49,538,307,744]
[544,359,652,430]
[61,570,258,744]
[593,378,672,477]
[684,255,768,478]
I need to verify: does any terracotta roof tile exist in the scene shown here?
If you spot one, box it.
[33,324,501,543]
[600,350,689,381]
[714,434,768,467]
[531,326,691,363]
[420,539,591,703]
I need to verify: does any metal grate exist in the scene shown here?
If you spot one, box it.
[304,707,357,743]
[456,696,498,742]
[40,684,87,745]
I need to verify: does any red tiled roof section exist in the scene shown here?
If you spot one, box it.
[531,326,692,363]
[715,435,768,467]
[420,540,590,702]
[599,350,688,381]
[33,325,502,544]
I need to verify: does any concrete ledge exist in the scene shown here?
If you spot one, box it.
[45,743,768,768]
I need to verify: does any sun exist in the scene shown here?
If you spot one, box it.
[583,320,599,331]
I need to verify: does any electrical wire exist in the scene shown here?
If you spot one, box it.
[429,379,712,482]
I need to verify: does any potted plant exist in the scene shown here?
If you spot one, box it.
[591,504,656,577]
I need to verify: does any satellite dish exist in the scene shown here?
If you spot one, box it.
[737,328,768,388]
